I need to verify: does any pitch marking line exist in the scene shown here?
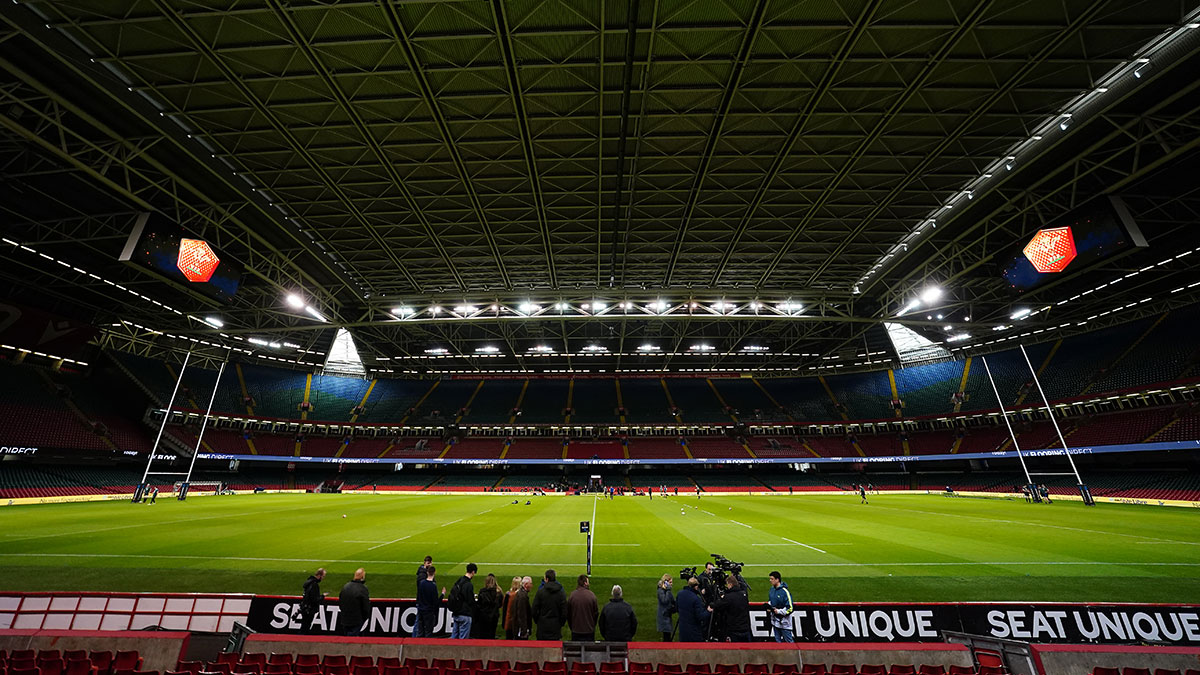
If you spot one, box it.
[477,509,492,515]
[344,540,389,544]
[442,518,463,526]
[3,553,1198,569]
[541,543,640,547]
[730,520,753,529]
[1134,541,1200,545]
[367,535,410,551]
[782,537,827,554]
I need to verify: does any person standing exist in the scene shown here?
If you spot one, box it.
[531,569,567,640]
[415,565,446,638]
[338,568,370,636]
[502,576,522,639]
[859,483,869,504]
[656,574,676,641]
[417,555,433,588]
[511,576,533,639]
[597,585,637,641]
[696,562,718,607]
[472,573,504,639]
[298,567,326,635]
[710,576,750,642]
[566,574,599,641]
[767,571,794,642]
[447,563,478,639]
[675,577,709,642]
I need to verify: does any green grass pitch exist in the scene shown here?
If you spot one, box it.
[4,492,1200,641]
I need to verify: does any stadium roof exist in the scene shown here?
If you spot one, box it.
[2,0,1200,374]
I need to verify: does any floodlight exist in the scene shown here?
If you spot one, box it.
[1010,308,1032,320]
[304,306,327,322]
[638,344,660,352]
[203,316,224,328]
[920,286,943,304]
[518,302,540,314]
[285,294,304,308]
[476,345,500,353]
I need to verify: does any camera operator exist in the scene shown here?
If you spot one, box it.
[696,562,719,607]
[708,575,751,642]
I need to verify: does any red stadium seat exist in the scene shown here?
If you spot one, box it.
[12,668,43,675]
[459,663,483,673]
[658,668,681,675]
[486,663,510,675]
[410,667,438,675]
[570,665,595,675]
[89,655,113,675]
[977,668,1005,675]
[62,655,87,666]
[240,659,265,670]
[1123,669,1150,675]
[430,662,455,672]
[831,667,856,675]
[948,668,973,675]
[12,654,36,663]
[295,660,320,670]
[600,666,625,675]
[890,668,915,675]
[131,670,160,675]
[323,667,348,675]
[772,667,798,675]
[214,658,237,669]
[799,666,824,675]
[744,666,768,675]
[475,670,502,675]
[513,664,540,675]
[39,661,64,675]
[231,664,261,675]
[381,668,408,675]
[401,665,426,673]
[685,667,710,675]
[294,667,320,675]
[203,666,230,675]
[444,668,471,675]
[264,666,289,675]
[176,663,203,675]
[352,667,378,675]
[322,660,346,671]
[1153,670,1181,675]
[629,666,652,675]
[860,667,886,675]
[542,666,565,675]
[266,659,291,669]
[917,667,944,675]
[38,654,62,664]
[65,661,95,675]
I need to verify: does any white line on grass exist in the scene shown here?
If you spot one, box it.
[540,543,640,547]
[344,541,389,544]
[782,537,827,554]
[730,520,753,529]
[3,552,1198,569]
[443,518,462,526]
[1134,541,1200,545]
[366,535,410,551]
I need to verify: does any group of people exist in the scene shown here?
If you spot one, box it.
[655,564,795,643]
[299,558,797,643]
[1019,484,1054,503]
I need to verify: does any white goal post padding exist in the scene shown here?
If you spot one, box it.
[172,481,223,495]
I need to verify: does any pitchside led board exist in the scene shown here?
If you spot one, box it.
[118,212,243,303]
[1001,196,1147,294]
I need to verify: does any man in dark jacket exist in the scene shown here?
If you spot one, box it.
[447,562,478,639]
[337,568,370,636]
[415,565,446,638]
[710,575,751,642]
[566,574,599,641]
[696,562,718,607]
[597,585,637,642]
[675,577,709,642]
[417,555,433,587]
[511,576,533,639]
[298,567,325,634]
[531,569,568,640]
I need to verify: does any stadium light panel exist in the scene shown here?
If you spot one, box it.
[1011,308,1033,320]
[518,302,540,314]
[637,344,660,352]
[453,305,476,314]
[203,316,223,328]
[285,293,304,308]
[741,345,769,352]
[920,286,943,304]
[429,306,442,314]
[648,300,669,312]
[475,345,500,353]
[689,344,715,351]
[303,305,327,322]
[424,347,449,354]
[592,301,607,311]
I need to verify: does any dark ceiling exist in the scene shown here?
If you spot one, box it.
[1,0,1199,375]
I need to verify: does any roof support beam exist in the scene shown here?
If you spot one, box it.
[489,0,557,288]
[707,0,883,286]
[790,0,1112,289]
[148,0,433,293]
[661,0,769,286]
[377,0,512,291]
